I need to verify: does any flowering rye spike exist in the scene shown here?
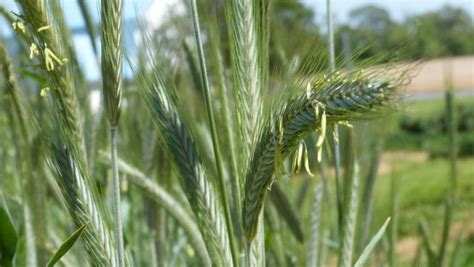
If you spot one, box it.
[243,77,400,240]
[101,0,124,266]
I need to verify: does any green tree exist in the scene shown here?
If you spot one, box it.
[336,4,474,61]
[336,5,407,61]
[405,5,474,58]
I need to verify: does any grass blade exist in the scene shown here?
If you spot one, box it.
[354,217,391,267]
[418,218,437,266]
[338,161,360,267]
[0,205,17,267]
[388,168,399,267]
[46,224,87,267]
[360,140,383,247]
[188,1,238,264]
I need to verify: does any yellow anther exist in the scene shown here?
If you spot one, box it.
[303,142,313,177]
[37,25,52,32]
[317,146,323,163]
[338,120,353,128]
[44,45,65,71]
[316,111,327,147]
[306,81,312,99]
[278,116,284,143]
[29,43,39,59]
[292,141,304,175]
[12,21,26,33]
[40,87,50,97]
[314,105,319,118]
[268,178,275,190]
[296,142,304,173]
[332,126,339,144]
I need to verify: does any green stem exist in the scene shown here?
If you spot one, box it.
[338,161,360,267]
[333,136,343,231]
[188,0,238,265]
[389,169,399,267]
[326,0,343,235]
[214,43,242,217]
[326,0,335,72]
[439,68,457,266]
[110,126,124,267]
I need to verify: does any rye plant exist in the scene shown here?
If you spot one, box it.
[100,0,125,265]
[0,0,418,266]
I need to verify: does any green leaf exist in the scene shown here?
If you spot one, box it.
[354,217,391,267]
[46,224,87,267]
[0,206,17,267]
[17,68,48,84]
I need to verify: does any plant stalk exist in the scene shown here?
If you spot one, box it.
[439,63,457,267]
[338,160,360,267]
[326,0,343,234]
[188,0,238,265]
[110,126,124,267]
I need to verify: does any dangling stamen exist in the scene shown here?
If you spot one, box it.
[303,142,313,177]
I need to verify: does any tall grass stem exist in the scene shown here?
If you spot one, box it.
[110,126,124,267]
[338,161,360,267]
[188,1,238,264]
[326,0,343,234]
[439,63,457,266]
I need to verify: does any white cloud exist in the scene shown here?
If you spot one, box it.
[145,0,186,28]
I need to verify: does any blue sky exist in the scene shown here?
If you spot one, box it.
[1,0,472,81]
[303,0,473,24]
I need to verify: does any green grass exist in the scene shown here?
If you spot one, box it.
[403,97,474,119]
[374,157,474,234]
[285,155,474,265]
[372,156,474,266]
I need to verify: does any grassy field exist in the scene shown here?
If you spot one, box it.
[1,0,472,265]
[286,150,474,265]
[372,156,474,265]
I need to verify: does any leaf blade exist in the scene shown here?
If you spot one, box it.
[354,217,391,267]
[46,224,87,267]
[0,206,17,267]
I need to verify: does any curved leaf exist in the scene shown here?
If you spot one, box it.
[0,206,17,267]
[47,224,87,267]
